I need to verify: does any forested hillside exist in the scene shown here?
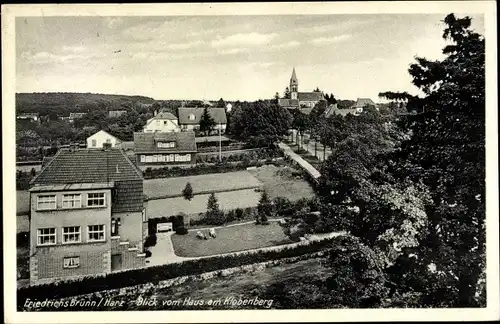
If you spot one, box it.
[16,92,156,117]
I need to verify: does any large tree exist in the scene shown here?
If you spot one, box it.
[229,100,292,146]
[199,107,216,136]
[381,14,486,307]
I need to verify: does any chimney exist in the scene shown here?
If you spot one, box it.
[115,164,120,174]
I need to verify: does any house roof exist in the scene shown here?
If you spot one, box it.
[134,131,197,153]
[278,98,299,107]
[298,92,325,101]
[195,135,231,143]
[352,98,376,108]
[87,130,122,142]
[108,110,127,118]
[178,107,227,125]
[324,104,358,117]
[69,112,86,118]
[155,111,178,120]
[30,148,143,186]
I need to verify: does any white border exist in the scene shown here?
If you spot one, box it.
[2,2,498,323]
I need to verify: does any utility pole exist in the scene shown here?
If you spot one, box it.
[219,123,222,163]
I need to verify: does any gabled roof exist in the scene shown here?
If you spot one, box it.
[298,92,325,101]
[324,104,358,117]
[155,111,178,120]
[352,98,376,108]
[87,130,122,142]
[134,131,197,153]
[178,107,227,125]
[30,148,143,186]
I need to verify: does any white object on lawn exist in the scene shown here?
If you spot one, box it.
[157,222,173,233]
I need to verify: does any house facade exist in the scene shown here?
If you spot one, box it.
[28,148,148,285]
[278,68,326,109]
[86,130,122,148]
[178,107,227,133]
[134,131,197,166]
[143,111,180,133]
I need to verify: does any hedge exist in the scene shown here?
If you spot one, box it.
[142,159,285,180]
[195,148,283,164]
[17,235,344,306]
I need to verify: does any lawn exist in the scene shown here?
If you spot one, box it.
[144,171,262,199]
[147,188,260,218]
[171,222,293,257]
[248,165,315,201]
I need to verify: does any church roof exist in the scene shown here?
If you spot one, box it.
[291,67,298,81]
[298,92,325,101]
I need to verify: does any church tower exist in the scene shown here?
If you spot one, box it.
[290,67,298,100]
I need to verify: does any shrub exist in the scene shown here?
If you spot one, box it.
[235,208,244,220]
[175,227,188,235]
[144,250,152,258]
[144,234,157,248]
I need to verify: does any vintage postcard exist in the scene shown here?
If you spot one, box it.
[2,1,499,323]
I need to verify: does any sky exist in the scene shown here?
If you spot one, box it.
[15,14,485,102]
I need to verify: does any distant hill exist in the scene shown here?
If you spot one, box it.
[16,92,156,116]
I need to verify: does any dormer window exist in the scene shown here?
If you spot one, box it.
[188,114,196,121]
[157,141,175,148]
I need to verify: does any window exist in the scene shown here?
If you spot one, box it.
[87,192,105,207]
[145,155,153,163]
[111,218,121,236]
[164,121,168,125]
[62,194,81,208]
[37,228,56,246]
[188,113,195,121]
[37,195,56,210]
[157,142,175,148]
[91,139,97,147]
[62,226,81,244]
[140,155,145,162]
[88,225,105,242]
[63,257,80,269]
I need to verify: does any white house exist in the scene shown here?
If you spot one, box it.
[143,111,180,133]
[86,130,122,148]
[178,107,227,133]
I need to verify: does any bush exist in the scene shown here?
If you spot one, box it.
[144,250,152,258]
[17,235,347,307]
[235,208,244,220]
[175,227,188,235]
[144,234,157,248]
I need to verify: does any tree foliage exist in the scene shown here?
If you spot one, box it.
[199,107,216,136]
[228,100,292,146]
[205,193,225,225]
[182,182,194,201]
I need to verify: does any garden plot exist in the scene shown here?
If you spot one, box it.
[248,165,315,201]
[171,222,292,257]
[144,171,262,199]
[147,189,260,218]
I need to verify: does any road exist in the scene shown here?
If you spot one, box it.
[289,130,332,162]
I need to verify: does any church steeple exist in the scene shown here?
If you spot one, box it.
[290,67,298,99]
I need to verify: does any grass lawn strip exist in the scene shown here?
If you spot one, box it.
[171,222,293,257]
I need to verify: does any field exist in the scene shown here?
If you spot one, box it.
[171,222,292,257]
[147,189,260,218]
[248,165,315,201]
[144,171,262,199]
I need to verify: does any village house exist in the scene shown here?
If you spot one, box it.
[278,68,326,110]
[86,130,122,149]
[143,111,180,133]
[351,98,377,114]
[28,146,148,285]
[17,112,40,123]
[178,107,227,133]
[134,131,197,167]
[108,110,127,118]
[60,112,87,123]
